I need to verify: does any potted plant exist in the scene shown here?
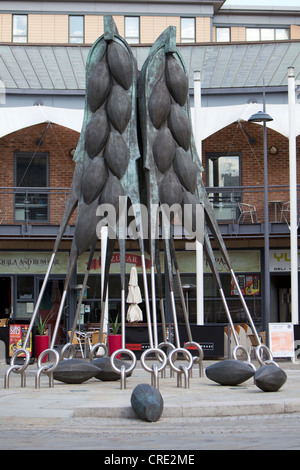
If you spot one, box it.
[107,314,122,359]
[35,311,53,363]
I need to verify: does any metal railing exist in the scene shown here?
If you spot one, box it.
[0,187,71,226]
[205,184,300,225]
[0,184,298,227]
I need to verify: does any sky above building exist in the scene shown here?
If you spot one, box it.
[224,0,299,6]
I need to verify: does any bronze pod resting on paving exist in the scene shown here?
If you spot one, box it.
[107,41,133,90]
[152,128,175,174]
[85,109,109,158]
[87,60,111,113]
[148,79,171,130]
[165,54,189,107]
[173,147,197,194]
[104,131,130,179]
[81,154,108,205]
[107,84,132,134]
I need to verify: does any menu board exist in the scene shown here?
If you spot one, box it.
[9,324,32,357]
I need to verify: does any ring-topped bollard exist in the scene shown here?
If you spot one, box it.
[255,344,279,367]
[60,342,76,360]
[4,348,31,389]
[110,349,136,389]
[35,348,60,389]
[140,348,167,389]
[232,344,256,371]
[157,342,176,378]
[168,348,193,388]
[184,341,204,377]
[89,342,109,361]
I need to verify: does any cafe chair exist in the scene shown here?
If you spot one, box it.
[238,202,258,223]
[68,330,92,358]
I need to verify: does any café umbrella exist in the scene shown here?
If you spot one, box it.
[126,267,143,322]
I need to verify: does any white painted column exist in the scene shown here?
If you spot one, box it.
[194,70,204,325]
[101,226,109,334]
[288,67,298,326]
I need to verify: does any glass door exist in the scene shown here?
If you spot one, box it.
[206,153,241,221]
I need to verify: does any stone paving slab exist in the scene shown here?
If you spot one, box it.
[0,359,300,420]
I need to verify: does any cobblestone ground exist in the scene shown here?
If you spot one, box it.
[1,413,300,451]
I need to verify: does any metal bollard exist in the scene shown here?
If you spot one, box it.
[35,348,60,389]
[110,349,136,389]
[140,348,167,390]
[168,348,193,388]
[4,348,30,389]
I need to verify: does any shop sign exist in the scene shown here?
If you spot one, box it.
[183,247,260,273]
[270,249,300,272]
[269,322,295,359]
[77,251,152,274]
[78,249,261,274]
[0,252,69,274]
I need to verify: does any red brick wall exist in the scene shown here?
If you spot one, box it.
[0,120,299,227]
[202,121,300,222]
[0,123,78,225]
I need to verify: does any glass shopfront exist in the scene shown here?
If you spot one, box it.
[77,248,262,328]
[0,249,263,345]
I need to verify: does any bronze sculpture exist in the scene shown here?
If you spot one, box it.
[5,16,278,389]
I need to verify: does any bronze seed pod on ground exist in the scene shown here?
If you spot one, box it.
[159,171,183,208]
[148,79,171,130]
[107,41,133,90]
[152,128,175,174]
[165,55,189,107]
[104,132,130,179]
[173,147,197,194]
[87,61,111,113]
[168,103,191,151]
[107,84,132,134]
[85,109,109,158]
[81,155,109,205]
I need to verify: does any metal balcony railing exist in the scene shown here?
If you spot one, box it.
[0,185,298,236]
[0,187,71,226]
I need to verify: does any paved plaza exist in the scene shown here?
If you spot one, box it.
[0,358,300,450]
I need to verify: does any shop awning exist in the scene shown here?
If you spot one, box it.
[0,103,300,140]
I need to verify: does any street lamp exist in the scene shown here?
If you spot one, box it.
[248,102,273,345]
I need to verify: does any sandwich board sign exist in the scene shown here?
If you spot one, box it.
[269,323,294,360]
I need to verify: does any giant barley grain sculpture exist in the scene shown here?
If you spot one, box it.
[5,17,276,390]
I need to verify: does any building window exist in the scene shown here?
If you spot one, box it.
[14,152,49,223]
[246,27,289,42]
[16,276,34,320]
[216,27,231,42]
[181,17,195,43]
[206,153,241,221]
[12,15,28,43]
[125,16,140,44]
[69,15,84,44]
